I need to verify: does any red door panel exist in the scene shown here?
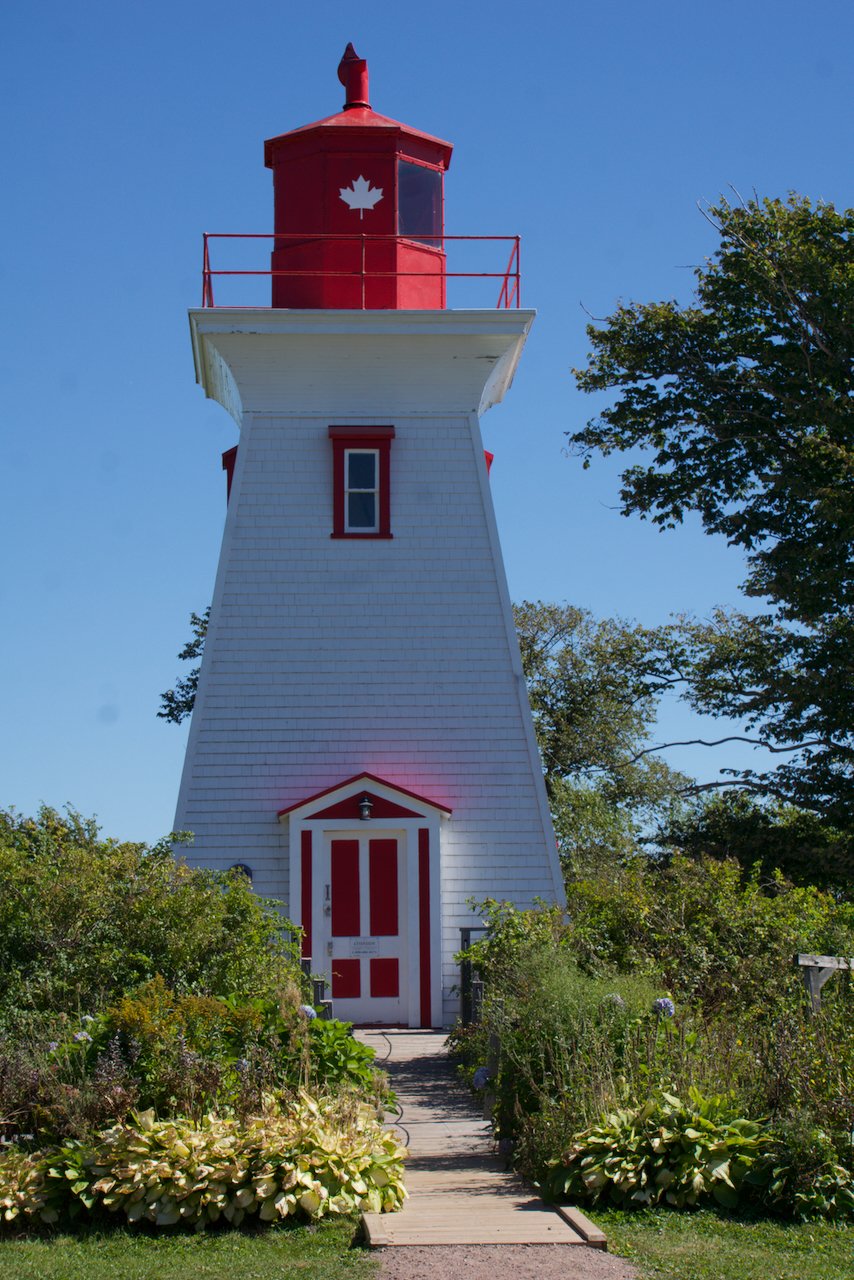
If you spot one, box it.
[331,839,360,936]
[370,957,399,998]
[369,838,399,936]
[332,958,361,998]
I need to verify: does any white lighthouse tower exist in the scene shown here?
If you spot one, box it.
[175,46,564,1026]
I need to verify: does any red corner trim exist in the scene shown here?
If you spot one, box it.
[300,830,312,958]
[222,445,238,502]
[418,828,432,1026]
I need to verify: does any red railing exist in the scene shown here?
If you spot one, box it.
[201,233,521,309]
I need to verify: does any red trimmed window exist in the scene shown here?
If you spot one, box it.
[329,426,394,538]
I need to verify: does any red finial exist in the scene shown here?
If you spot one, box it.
[338,42,370,110]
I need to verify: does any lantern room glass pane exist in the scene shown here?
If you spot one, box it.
[398,161,442,246]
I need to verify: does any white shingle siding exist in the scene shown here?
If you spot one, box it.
[176,310,564,1024]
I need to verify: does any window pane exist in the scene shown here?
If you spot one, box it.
[348,492,376,529]
[398,161,442,245]
[348,451,376,489]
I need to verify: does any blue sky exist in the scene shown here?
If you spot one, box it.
[2,0,851,843]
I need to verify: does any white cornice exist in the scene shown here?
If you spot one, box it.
[188,308,536,427]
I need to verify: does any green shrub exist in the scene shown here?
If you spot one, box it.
[306,1018,385,1098]
[0,1095,406,1231]
[762,1115,854,1221]
[565,855,854,1016]
[453,894,854,1220]
[0,807,303,1024]
[543,1089,769,1210]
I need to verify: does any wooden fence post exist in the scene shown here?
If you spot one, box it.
[794,953,853,1014]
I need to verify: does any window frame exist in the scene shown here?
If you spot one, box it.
[329,426,395,539]
[397,157,445,251]
[344,447,380,533]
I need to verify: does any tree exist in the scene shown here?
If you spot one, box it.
[158,608,209,725]
[658,791,853,894]
[513,601,688,873]
[570,194,854,823]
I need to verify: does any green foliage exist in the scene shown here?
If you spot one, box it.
[459,949,664,1138]
[571,194,854,622]
[544,1089,769,1210]
[306,1019,382,1097]
[570,194,854,824]
[1,977,385,1144]
[0,1095,406,1231]
[662,783,854,893]
[0,807,302,1024]
[763,1115,854,1221]
[565,853,854,1014]
[158,609,209,725]
[513,601,688,873]
[456,898,570,990]
[667,608,854,833]
[454,893,854,1222]
[544,1094,854,1221]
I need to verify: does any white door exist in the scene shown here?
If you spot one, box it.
[315,831,408,1025]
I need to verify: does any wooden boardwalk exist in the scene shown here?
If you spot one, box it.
[357,1028,606,1250]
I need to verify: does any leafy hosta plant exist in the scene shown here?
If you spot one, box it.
[0,1146,72,1227]
[543,1088,769,1210]
[0,1093,406,1231]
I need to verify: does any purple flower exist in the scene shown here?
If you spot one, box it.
[472,1066,491,1090]
[235,1057,250,1071]
[300,1004,318,1020]
[652,997,675,1019]
[73,1031,92,1044]
[47,1041,59,1052]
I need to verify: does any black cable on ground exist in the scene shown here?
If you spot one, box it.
[373,1029,410,1147]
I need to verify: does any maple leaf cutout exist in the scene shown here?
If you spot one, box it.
[339,175,384,219]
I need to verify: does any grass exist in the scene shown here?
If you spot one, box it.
[591,1206,853,1280]
[0,1217,378,1280]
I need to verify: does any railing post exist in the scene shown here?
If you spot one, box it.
[360,234,366,310]
[202,234,213,307]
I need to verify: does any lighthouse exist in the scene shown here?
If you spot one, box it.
[175,46,565,1027]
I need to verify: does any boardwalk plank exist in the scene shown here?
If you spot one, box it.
[355,1028,604,1250]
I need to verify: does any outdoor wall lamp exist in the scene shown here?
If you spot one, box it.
[359,795,374,821]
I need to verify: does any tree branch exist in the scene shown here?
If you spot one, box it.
[627,734,844,764]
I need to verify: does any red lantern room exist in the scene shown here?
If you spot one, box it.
[263,44,453,309]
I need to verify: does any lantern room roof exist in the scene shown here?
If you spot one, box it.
[263,44,453,169]
[264,106,453,169]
